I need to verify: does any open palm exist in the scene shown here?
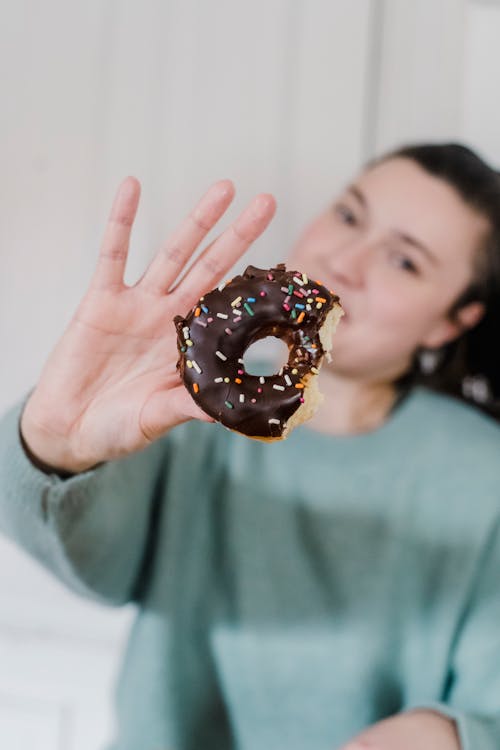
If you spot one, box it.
[21,177,276,473]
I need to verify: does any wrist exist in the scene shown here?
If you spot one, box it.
[19,407,102,476]
[19,425,77,478]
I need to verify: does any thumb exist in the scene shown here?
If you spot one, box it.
[139,386,214,442]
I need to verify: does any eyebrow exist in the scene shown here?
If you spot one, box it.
[347,185,367,210]
[395,230,439,266]
[345,184,439,266]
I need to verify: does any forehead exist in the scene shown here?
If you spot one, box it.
[352,157,489,266]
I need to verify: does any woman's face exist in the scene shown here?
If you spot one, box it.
[287,157,488,381]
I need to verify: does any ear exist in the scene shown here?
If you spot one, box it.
[421,301,485,349]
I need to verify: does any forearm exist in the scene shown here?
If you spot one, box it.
[0,394,166,606]
[340,709,460,750]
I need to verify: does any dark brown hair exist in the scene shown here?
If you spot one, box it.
[372,142,500,419]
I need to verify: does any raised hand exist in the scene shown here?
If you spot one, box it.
[20,177,276,474]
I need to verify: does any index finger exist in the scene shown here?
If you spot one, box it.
[172,192,277,304]
[136,179,235,295]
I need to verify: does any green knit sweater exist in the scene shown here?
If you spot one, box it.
[1,386,500,750]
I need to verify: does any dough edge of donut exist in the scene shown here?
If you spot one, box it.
[235,301,344,442]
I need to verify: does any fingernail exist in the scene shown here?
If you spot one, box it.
[121,176,139,197]
[217,179,234,196]
[252,194,276,219]
[211,179,234,201]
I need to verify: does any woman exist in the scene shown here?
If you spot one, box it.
[290,144,499,432]
[2,143,500,750]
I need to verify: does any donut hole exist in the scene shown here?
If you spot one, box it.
[243,336,289,376]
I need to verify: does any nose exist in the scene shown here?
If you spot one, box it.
[326,235,374,289]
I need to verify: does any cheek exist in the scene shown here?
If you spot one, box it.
[357,283,446,352]
[371,290,422,329]
[329,283,449,376]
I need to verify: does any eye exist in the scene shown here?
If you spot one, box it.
[334,203,358,226]
[389,249,418,275]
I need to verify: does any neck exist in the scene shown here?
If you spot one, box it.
[308,369,399,436]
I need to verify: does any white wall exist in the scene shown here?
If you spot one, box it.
[372,0,500,165]
[461,0,500,162]
[1,1,499,748]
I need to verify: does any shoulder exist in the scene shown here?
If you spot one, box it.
[409,386,500,447]
[406,386,500,498]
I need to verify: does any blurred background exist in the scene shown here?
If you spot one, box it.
[1,0,499,747]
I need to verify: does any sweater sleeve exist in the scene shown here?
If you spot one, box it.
[0,391,171,606]
[408,519,500,750]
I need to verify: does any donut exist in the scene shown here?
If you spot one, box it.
[174,263,343,440]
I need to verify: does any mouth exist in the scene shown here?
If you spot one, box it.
[334,300,349,325]
[331,291,349,321]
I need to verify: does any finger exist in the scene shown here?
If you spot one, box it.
[90,176,141,290]
[137,179,235,295]
[172,192,277,305]
[139,385,214,442]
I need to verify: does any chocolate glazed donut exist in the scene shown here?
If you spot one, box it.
[174,264,343,440]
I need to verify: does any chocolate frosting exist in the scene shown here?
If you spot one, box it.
[174,264,339,439]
